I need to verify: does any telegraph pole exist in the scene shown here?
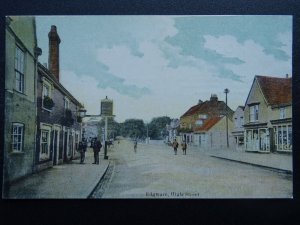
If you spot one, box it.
[224,88,230,148]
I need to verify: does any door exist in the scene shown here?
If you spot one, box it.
[53,130,58,165]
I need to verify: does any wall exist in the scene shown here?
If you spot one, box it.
[4,16,37,186]
[244,79,269,125]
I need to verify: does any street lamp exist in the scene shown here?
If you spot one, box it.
[78,108,87,118]
[224,88,230,148]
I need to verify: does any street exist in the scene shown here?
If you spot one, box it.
[92,139,293,198]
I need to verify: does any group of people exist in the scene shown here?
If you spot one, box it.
[78,137,102,164]
[172,139,187,155]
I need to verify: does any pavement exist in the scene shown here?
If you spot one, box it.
[4,148,109,199]
[187,145,293,174]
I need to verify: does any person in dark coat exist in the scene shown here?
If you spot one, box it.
[172,139,179,155]
[181,141,187,155]
[78,139,87,164]
[92,138,102,164]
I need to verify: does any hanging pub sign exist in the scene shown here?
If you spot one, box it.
[100,96,113,116]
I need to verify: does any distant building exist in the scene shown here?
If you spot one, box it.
[179,94,234,146]
[166,119,180,143]
[35,26,83,171]
[232,106,245,151]
[4,16,41,185]
[243,75,292,153]
[82,115,101,143]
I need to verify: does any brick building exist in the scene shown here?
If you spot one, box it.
[35,26,84,171]
[179,94,234,146]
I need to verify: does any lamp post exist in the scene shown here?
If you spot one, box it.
[224,88,229,148]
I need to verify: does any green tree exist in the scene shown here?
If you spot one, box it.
[148,116,171,140]
[120,119,146,139]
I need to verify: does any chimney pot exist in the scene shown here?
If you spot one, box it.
[286,74,289,78]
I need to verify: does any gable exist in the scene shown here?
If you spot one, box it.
[244,77,267,106]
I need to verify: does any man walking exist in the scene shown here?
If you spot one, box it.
[182,141,187,155]
[172,139,179,155]
[92,137,102,164]
[133,139,137,153]
[78,139,87,164]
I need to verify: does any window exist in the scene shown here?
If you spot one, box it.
[64,97,70,109]
[234,118,239,128]
[280,107,286,119]
[12,123,24,152]
[250,105,259,122]
[40,130,50,159]
[275,125,292,151]
[195,120,203,126]
[15,46,25,93]
[43,84,50,97]
[199,114,207,119]
[240,117,244,127]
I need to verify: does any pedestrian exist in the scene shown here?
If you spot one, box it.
[92,137,102,164]
[78,139,87,164]
[134,139,137,153]
[182,141,187,155]
[172,139,179,155]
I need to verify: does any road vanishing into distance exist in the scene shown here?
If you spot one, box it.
[91,139,292,199]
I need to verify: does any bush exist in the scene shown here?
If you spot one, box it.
[43,96,54,109]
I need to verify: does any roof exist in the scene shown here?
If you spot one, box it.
[238,106,245,110]
[181,100,233,118]
[193,117,222,132]
[38,62,83,107]
[256,75,292,106]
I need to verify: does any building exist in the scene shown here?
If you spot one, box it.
[82,115,101,144]
[193,116,234,149]
[243,75,292,153]
[166,119,180,143]
[3,16,42,187]
[179,94,234,146]
[35,26,84,171]
[232,106,245,151]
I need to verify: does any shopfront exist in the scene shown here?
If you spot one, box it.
[244,123,270,152]
[273,123,292,152]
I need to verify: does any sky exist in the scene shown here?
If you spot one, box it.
[35,15,292,123]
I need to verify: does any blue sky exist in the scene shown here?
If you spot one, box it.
[36,15,292,122]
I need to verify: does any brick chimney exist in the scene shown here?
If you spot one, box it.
[48,25,61,81]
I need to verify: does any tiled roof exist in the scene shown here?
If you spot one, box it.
[193,117,222,132]
[256,75,292,106]
[181,100,233,118]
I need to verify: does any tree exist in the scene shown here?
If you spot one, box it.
[148,116,171,140]
[120,119,146,139]
[98,118,121,139]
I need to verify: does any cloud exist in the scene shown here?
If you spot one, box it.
[203,35,292,80]
[165,15,292,81]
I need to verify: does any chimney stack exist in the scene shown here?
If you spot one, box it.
[210,94,218,102]
[48,25,61,81]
